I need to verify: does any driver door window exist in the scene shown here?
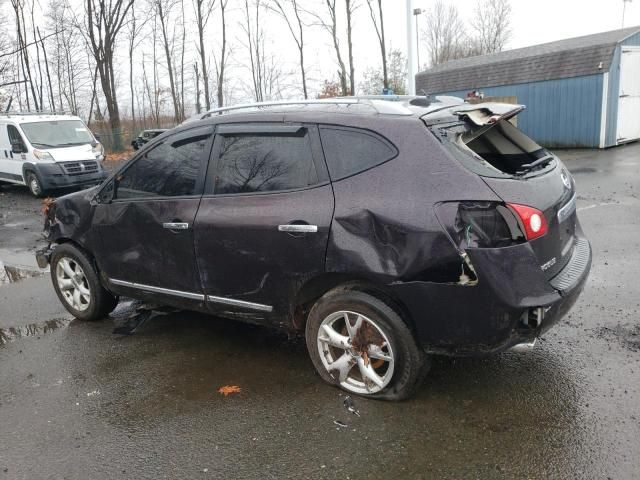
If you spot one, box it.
[116,129,211,200]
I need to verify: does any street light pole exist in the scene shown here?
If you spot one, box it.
[406,0,416,95]
[414,8,423,71]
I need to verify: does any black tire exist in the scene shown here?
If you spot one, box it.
[26,171,46,198]
[50,243,118,321]
[306,288,429,401]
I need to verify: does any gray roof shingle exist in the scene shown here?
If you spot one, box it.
[416,27,640,93]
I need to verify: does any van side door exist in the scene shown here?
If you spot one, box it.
[0,125,27,183]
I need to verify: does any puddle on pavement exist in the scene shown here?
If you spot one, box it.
[0,317,71,346]
[0,261,47,285]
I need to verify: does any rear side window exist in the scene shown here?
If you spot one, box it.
[115,131,210,199]
[214,132,318,194]
[319,126,397,180]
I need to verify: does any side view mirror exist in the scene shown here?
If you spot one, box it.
[10,139,26,154]
[96,179,116,204]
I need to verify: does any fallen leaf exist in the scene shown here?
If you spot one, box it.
[218,385,241,396]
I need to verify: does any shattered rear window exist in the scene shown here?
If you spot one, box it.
[436,120,556,178]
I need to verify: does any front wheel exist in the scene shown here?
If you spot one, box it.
[50,243,118,321]
[26,171,45,198]
[306,288,429,401]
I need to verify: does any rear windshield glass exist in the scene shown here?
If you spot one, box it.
[441,119,554,177]
[20,120,94,149]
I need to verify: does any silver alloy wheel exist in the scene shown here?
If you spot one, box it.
[55,257,91,312]
[29,176,41,196]
[317,310,395,395]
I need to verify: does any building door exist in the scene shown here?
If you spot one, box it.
[617,47,640,144]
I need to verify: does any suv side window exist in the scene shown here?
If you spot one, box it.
[319,126,398,181]
[214,131,318,194]
[115,130,210,200]
[7,125,26,152]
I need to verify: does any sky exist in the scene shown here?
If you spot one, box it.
[294,0,640,94]
[400,0,640,59]
[3,0,640,114]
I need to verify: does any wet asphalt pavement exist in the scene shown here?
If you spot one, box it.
[1,147,639,479]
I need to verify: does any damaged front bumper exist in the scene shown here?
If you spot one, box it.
[390,234,592,356]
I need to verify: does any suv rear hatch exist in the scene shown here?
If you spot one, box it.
[424,103,577,280]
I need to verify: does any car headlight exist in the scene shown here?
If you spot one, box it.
[33,149,55,161]
[92,142,105,159]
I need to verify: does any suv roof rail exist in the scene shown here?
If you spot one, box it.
[199,98,362,118]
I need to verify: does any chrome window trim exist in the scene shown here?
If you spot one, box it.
[207,295,273,312]
[109,278,205,301]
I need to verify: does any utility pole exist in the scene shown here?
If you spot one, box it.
[406,0,416,95]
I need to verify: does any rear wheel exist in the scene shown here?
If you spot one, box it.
[26,171,45,198]
[306,288,429,400]
[50,243,118,321]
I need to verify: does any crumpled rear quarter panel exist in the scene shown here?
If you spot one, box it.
[325,117,500,282]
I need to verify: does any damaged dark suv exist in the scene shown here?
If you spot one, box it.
[38,97,591,400]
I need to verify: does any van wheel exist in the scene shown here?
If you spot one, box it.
[26,171,45,198]
[306,288,429,401]
[50,243,118,321]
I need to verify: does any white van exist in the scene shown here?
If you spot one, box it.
[0,113,108,197]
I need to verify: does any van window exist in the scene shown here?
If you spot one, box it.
[19,120,94,148]
[115,132,210,199]
[214,132,318,194]
[319,127,398,180]
[7,125,26,151]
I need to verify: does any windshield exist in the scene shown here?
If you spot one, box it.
[20,120,95,148]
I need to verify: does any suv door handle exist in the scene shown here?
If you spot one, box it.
[278,224,318,233]
[163,222,190,230]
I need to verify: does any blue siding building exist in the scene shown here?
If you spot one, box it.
[416,28,640,148]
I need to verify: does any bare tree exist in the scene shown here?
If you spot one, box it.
[422,0,468,66]
[241,0,282,102]
[270,0,308,99]
[11,0,40,110]
[126,4,149,132]
[194,62,201,113]
[194,0,215,110]
[312,0,349,96]
[213,0,229,107]
[345,0,356,95]
[155,0,183,123]
[86,0,135,150]
[471,0,512,54]
[366,0,387,90]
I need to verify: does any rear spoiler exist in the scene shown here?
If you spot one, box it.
[421,102,526,126]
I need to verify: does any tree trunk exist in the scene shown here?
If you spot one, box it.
[157,0,181,123]
[345,0,355,95]
[217,1,227,107]
[196,0,211,110]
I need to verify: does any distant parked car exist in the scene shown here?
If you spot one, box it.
[131,129,167,150]
[38,97,591,400]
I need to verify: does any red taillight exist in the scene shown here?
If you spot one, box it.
[507,203,548,241]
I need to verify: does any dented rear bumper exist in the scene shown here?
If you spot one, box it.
[390,234,592,356]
